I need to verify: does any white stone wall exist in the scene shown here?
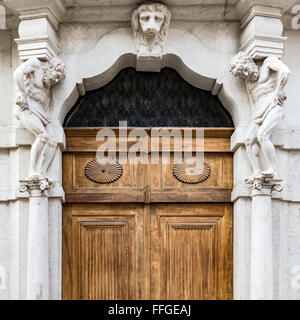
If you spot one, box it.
[284,30,300,127]
[0,29,12,300]
[0,30,12,126]
[276,29,300,300]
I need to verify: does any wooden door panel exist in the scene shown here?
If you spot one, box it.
[63,128,233,203]
[151,204,233,300]
[75,217,133,300]
[63,203,232,300]
[63,153,149,203]
[63,204,150,300]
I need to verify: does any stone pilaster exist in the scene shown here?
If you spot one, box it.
[19,177,53,300]
[248,175,283,300]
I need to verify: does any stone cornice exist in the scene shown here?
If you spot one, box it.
[63,4,238,23]
[2,0,296,25]
[235,0,296,20]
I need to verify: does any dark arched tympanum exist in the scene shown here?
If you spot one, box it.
[63,68,233,128]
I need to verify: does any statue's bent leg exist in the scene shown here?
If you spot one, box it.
[38,137,57,177]
[257,106,284,176]
[20,110,49,178]
[245,121,260,179]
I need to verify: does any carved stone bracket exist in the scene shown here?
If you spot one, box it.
[19,177,54,197]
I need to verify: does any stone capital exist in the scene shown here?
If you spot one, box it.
[19,177,54,197]
[247,175,283,197]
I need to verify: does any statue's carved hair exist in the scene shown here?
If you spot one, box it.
[43,58,66,88]
[131,3,171,47]
[230,51,259,82]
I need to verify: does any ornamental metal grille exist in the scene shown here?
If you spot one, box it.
[63,68,233,128]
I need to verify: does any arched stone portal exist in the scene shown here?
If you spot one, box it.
[59,30,239,298]
[16,26,253,300]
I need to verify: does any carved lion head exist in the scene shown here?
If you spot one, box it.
[43,58,66,88]
[131,3,171,51]
[230,51,259,82]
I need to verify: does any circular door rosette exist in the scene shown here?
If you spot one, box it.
[173,160,211,184]
[84,159,123,184]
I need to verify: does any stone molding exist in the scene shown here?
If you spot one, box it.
[239,34,287,61]
[15,34,60,62]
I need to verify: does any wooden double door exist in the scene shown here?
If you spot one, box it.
[62,128,233,300]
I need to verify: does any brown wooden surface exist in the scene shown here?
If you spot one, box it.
[62,128,233,300]
[63,203,150,300]
[63,128,233,203]
[64,128,233,153]
[63,203,232,300]
[150,203,233,300]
